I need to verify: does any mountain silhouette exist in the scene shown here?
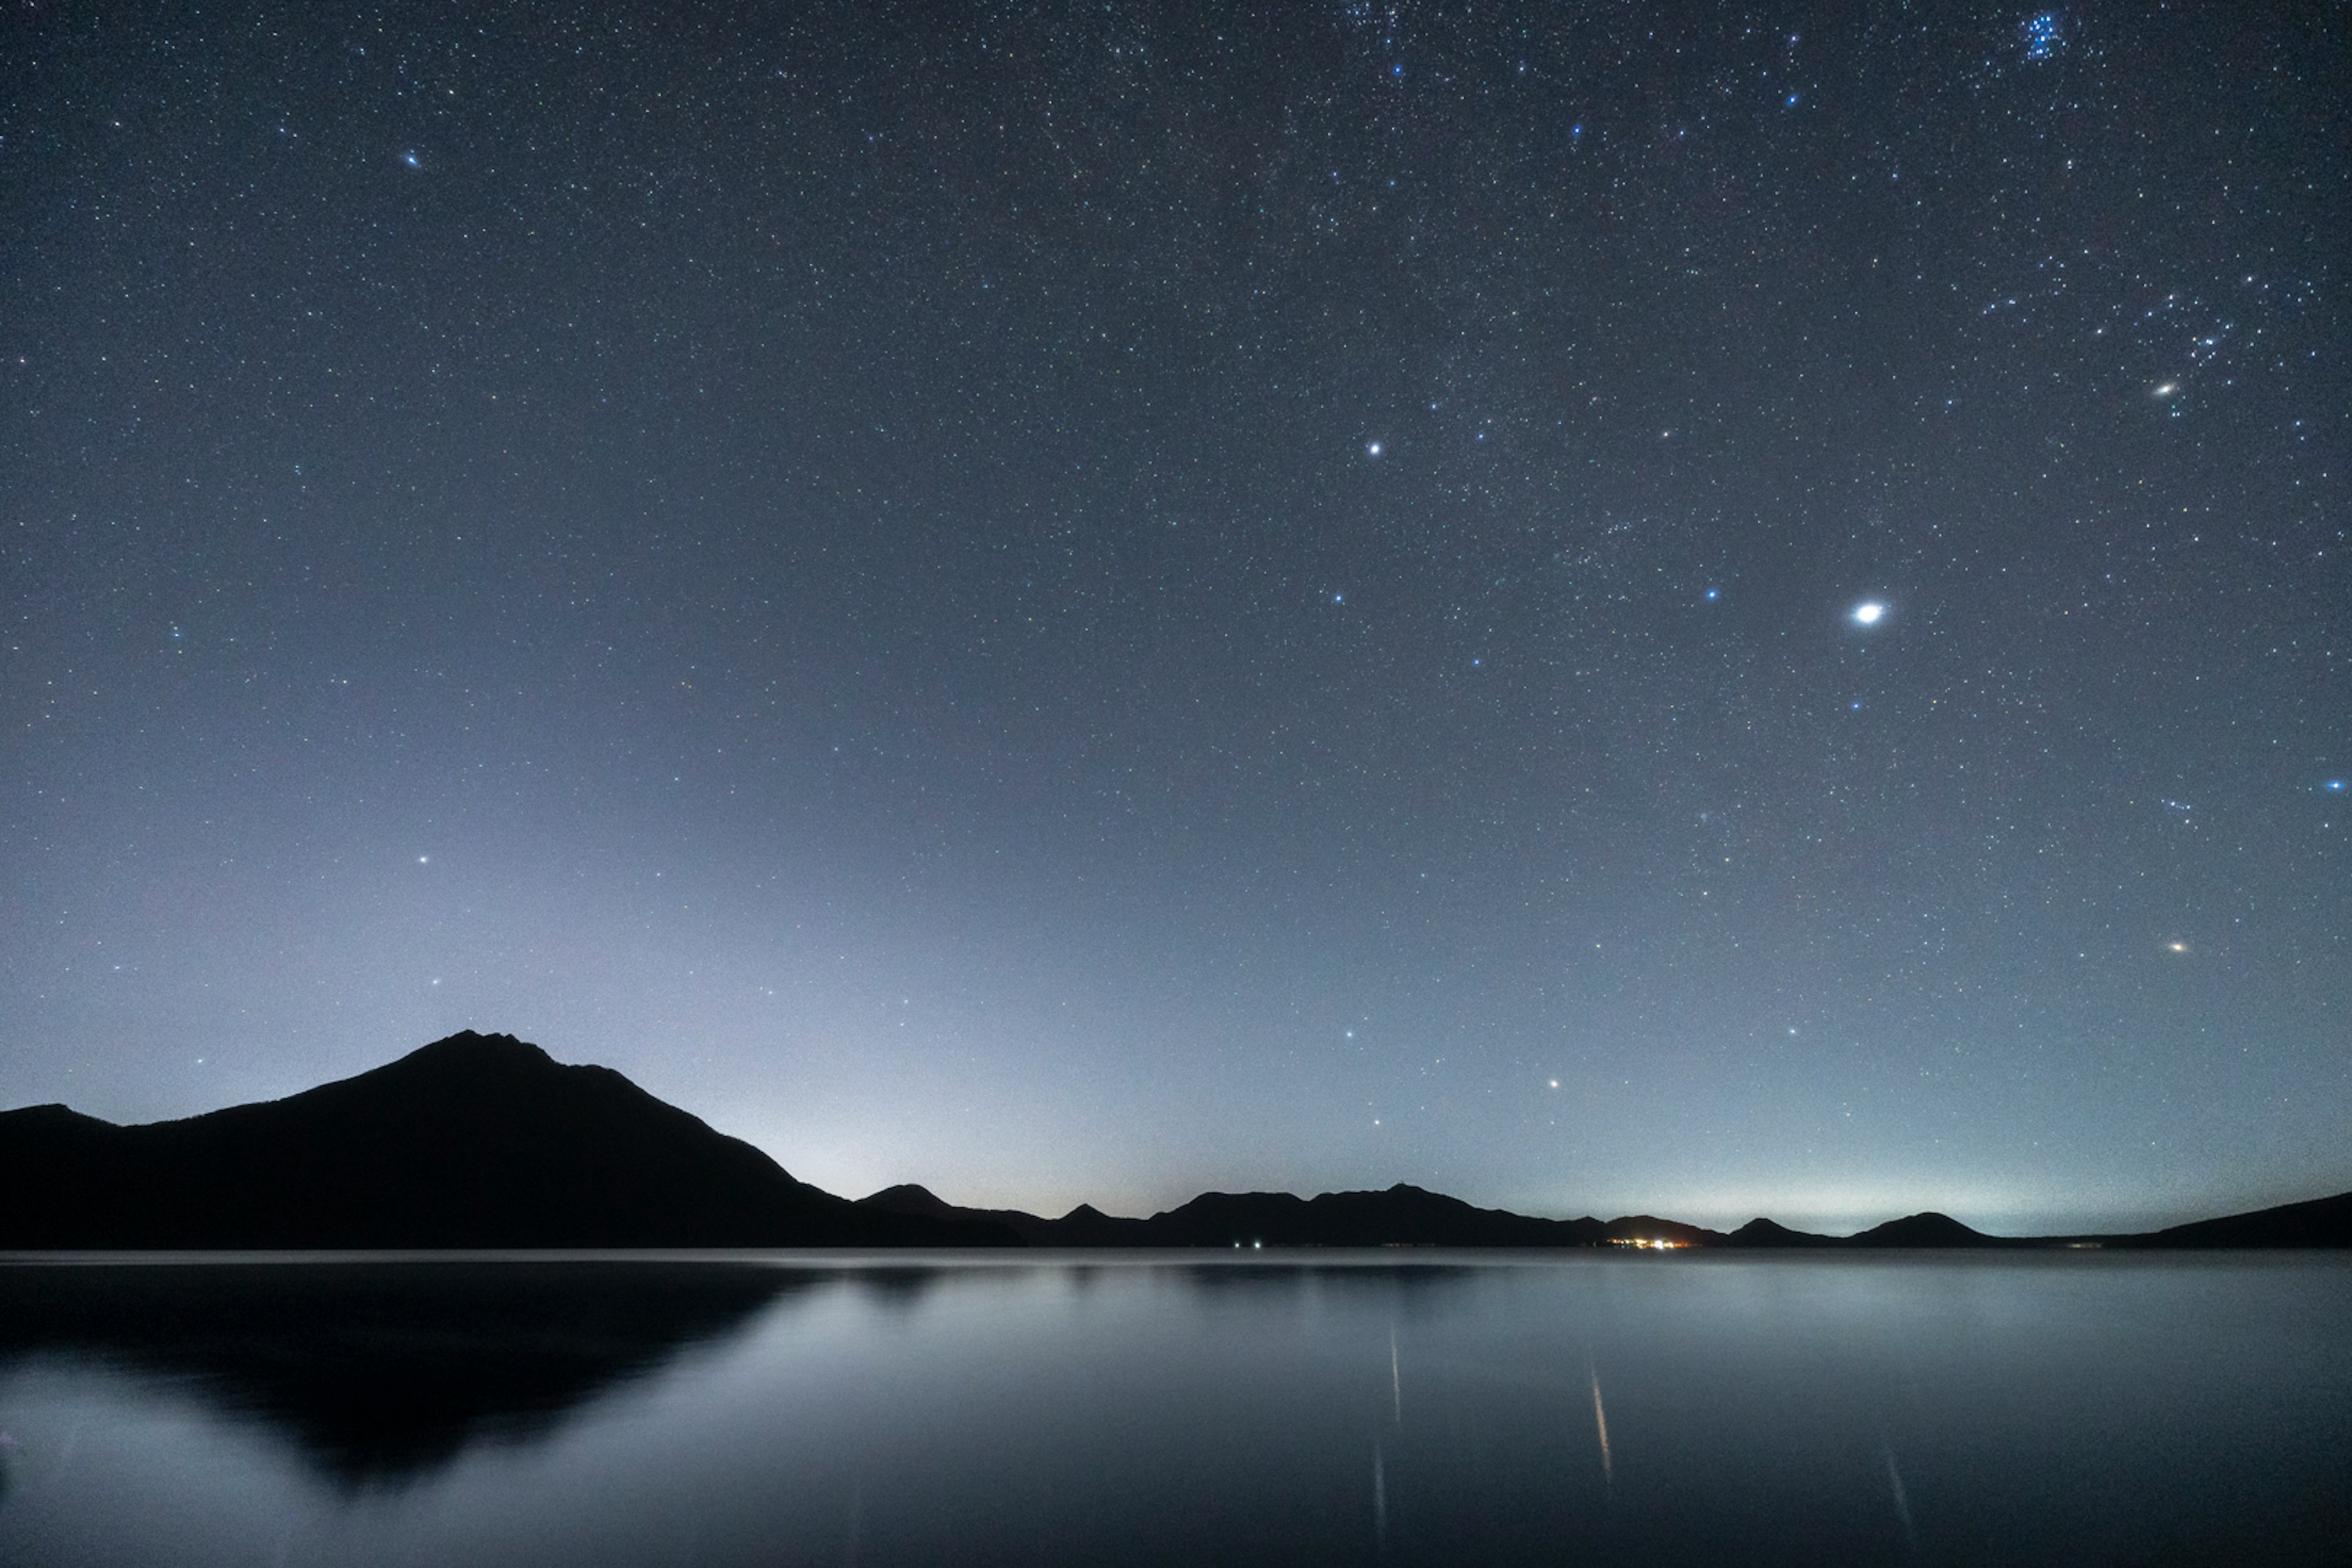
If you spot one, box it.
[2119,1189,2352,1249]
[1845,1211,2008,1248]
[859,1183,1755,1248]
[3,1031,2345,1250]
[1602,1213,1725,1247]
[0,1031,1017,1248]
[859,1181,1617,1247]
[1722,1217,1839,1248]
[855,1183,1150,1246]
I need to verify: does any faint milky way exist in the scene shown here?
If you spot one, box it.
[1,1,2343,1234]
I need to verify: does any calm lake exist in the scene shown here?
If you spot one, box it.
[1,1252,2345,1565]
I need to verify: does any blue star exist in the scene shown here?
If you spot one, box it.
[402,149,420,168]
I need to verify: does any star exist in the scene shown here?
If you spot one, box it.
[1366,440,1382,456]
[1851,601,1885,626]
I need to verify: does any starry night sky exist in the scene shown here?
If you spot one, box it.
[5,2,2345,1232]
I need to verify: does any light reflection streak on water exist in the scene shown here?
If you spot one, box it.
[1884,1444,1915,1549]
[1372,1442,1386,1551]
[1388,1328,1400,1426]
[1589,1368,1613,1486]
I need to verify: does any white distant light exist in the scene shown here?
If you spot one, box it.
[1852,601,1886,626]
[2153,382,2178,398]
[1366,440,1382,456]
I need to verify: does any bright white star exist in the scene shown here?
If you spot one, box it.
[1366,441,1381,456]
[1852,601,1885,625]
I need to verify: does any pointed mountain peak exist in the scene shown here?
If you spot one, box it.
[402,1030,556,1068]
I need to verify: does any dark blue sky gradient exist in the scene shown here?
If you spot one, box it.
[4,1,2345,1231]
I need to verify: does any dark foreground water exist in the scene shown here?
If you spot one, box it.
[1,1253,2346,1566]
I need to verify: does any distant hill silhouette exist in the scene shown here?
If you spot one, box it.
[1847,1211,2007,1248]
[1715,1200,2352,1250]
[1603,1213,1725,1248]
[859,1183,1623,1248]
[1716,1213,2012,1248]
[0,1032,1017,1248]
[4,1031,2345,1249]
[1723,1217,1838,1248]
[2116,1189,2352,1250]
[856,1183,1143,1246]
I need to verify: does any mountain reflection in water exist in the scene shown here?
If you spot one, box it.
[0,1259,804,1483]
[1,1254,2346,1566]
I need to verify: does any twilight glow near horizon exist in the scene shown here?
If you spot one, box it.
[3,2,2344,1234]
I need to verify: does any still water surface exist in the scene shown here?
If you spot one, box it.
[1,1252,2345,1565]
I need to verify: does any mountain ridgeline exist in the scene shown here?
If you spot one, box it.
[0,1033,1016,1248]
[3,1032,2345,1250]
